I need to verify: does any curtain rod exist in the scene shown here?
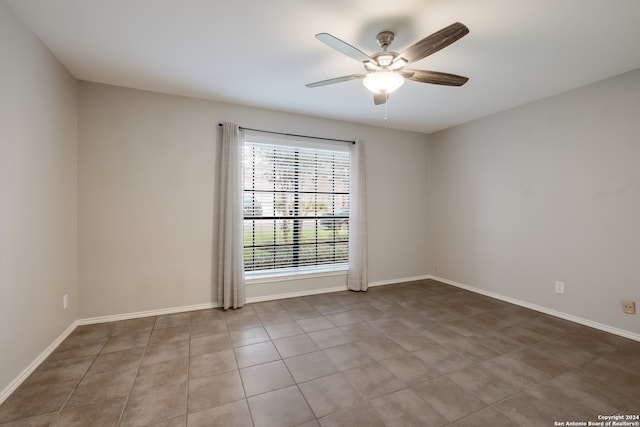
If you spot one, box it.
[218,123,355,144]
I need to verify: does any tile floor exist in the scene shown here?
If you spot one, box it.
[1,279,639,426]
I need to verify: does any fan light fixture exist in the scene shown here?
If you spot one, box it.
[363,71,405,94]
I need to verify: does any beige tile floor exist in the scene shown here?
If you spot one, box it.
[1,279,639,426]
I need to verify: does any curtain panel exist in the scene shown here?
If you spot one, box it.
[347,140,368,291]
[217,122,246,309]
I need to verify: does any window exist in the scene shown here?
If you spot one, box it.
[242,137,350,279]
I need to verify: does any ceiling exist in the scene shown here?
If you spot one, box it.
[6,0,640,134]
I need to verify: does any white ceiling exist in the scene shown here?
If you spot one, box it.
[6,0,640,134]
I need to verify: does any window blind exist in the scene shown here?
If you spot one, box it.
[242,139,350,278]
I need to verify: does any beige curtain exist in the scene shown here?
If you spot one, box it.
[347,140,368,291]
[217,122,245,309]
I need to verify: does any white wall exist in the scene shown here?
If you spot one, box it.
[428,68,640,335]
[78,82,431,318]
[0,1,78,394]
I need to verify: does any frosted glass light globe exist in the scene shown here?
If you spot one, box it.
[363,71,405,94]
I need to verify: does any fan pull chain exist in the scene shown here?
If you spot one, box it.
[384,96,389,122]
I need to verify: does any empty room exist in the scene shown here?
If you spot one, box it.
[1,1,639,426]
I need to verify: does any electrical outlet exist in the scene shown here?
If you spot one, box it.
[622,300,636,315]
[555,281,565,294]
[63,294,68,310]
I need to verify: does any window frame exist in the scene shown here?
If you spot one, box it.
[242,133,350,280]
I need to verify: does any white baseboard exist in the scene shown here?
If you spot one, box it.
[245,274,432,303]
[78,302,219,326]
[1,277,424,404]
[369,275,431,287]
[19,272,628,407]
[0,320,79,405]
[429,275,640,342]
[246,286,348,304]
[78,277,427,321]
[0,302,221,405]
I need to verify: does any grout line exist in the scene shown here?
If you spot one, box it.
[183,314,193,426]
[49,327,110,425]
[115,317,156,426]
[226,308,257,427]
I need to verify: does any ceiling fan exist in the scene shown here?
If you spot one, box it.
[306,22,470,105]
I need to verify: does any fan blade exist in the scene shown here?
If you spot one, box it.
[398,22,469,64]
[373,92,388,105]
[306,74,365,88]
[315,33,371,62]
[406,69,469,86]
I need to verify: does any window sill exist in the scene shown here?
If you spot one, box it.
[245,265,348,285]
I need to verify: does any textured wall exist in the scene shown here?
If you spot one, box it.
[0,1,78,395]
[78,82,431,317]
[429,69,640,335]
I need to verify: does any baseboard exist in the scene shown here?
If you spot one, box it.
[78,302,220,326]
[0,320,79,405]
[0,275,428,405]
[246,286,348,303]
[429,275,640,342]
[368,275,431,287]
[245,275,431,303]
[75,277,423,319]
